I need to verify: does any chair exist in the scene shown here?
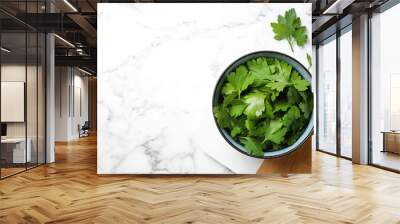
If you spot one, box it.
[79,121,90,138]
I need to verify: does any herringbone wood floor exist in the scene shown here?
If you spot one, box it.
[1,135,400,224]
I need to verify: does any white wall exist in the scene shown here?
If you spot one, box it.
[55,67,89,141]
[55,66,69,141]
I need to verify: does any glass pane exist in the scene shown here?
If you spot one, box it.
[311,45,317,151]
[371,4,400,171]
[27,31,38,169]
[340,29,352,158]
[317,37,337,154]
[38,33,45,165]
[26,0,38,169]
[1,32,27,177]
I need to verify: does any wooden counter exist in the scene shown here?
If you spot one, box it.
[382,131,400,154]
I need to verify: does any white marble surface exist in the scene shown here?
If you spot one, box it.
[98,3,311,174]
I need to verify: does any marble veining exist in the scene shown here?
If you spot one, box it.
[98,3,311,174]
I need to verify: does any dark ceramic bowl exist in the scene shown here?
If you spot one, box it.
[212,51,314,159]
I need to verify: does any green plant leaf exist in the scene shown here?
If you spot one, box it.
[231,125,242,138]
[294,26,307,47]
[222,94,236,108]
[222,83,235,95]
[273,100,290,113]
[263,119,283,142]
[267,127,288,145]
[243,92,266,119]
[299,93,313,119]
[264,119,287,144]
[270,8,308,52]
[240,137,264,157]
[287,87,301,105]
[245,119,266,137]
[213,105,231,129]
[306,53,312,70]
[227,65,255,98]
[264,99,274,119]
[275,59,292,81]
[259,85,280,102]
[247,57,273,81]
[290,71,309,91]
[266,80,288,92]
[266,60,292,92]
[282,105,301,128]
[229,100,247,118]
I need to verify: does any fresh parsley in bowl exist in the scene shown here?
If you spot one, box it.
[212,51,313,159]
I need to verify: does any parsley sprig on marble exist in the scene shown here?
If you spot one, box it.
[271,8,308,53]
[213,57,313,157]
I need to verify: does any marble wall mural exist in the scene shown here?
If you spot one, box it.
[98,3,312,174]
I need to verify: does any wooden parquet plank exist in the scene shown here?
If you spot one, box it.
[0,135,400,223]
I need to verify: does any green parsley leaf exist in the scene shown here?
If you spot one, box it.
[265,60,292,92]
[299,95,313,119]
[222,83,235,95]
[287,87,301,105]
[267,127,288,145]
[270,8,308,52]
[222,94,236,108]
[245,119,266,137]
[243,92,266,119]
[282,105,301,128]
[231,125,243,138]
[273,100,290,113]
[275,59,292,81]
[240,137,264,157]
[246,57,273,81]
[263,119,283,143]
[264,99,274,119]
[213,105,231,129]
[306,53,312,70]
[266,75,290,92]
[294,26,307,47]
[227,65,255,98]
[229,100,247,118]
[259,85,280,102]
[290,71,309,91]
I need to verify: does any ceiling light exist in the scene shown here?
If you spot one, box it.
[63,0,78,12]
[78,67,93,76]
[54,34,75,48]
[1,47,11,53]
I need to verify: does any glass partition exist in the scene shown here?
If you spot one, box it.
[27,30,38,169]
[0,2,46,179]
[38,32,45,165]
[0,31,28,177]
[339,27,352,158]
[317,36,337,155]
[370,3,400,171]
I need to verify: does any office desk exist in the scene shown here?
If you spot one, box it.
[1,138,31,163]
[382,131,400,154]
